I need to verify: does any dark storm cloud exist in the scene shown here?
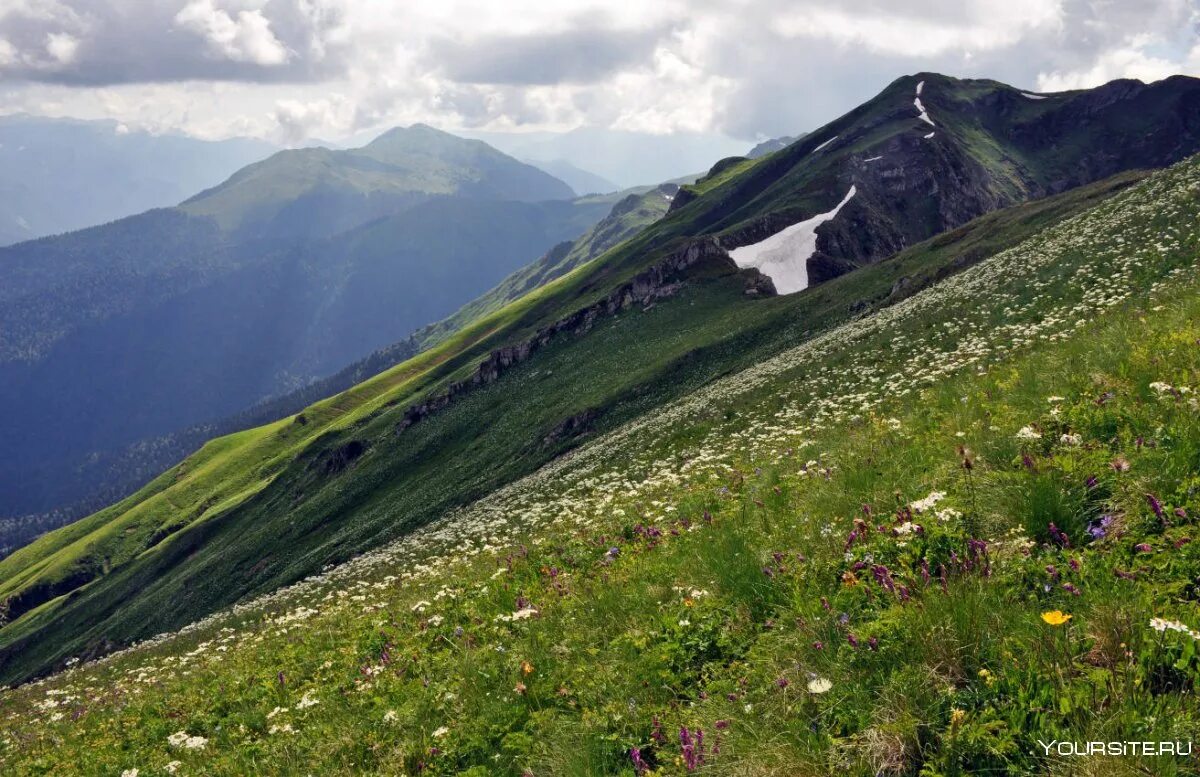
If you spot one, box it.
[0,0,349,85]
[426,23,671,85]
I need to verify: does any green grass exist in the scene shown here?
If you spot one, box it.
[1,150,1198,776]
[0,162,1149,686]
[4,69,1197,685]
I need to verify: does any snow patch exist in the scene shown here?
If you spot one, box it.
[923,132,935,139]
[915,80,924,96]
[728,185,857,295]
[863,156,883,162]
[811,135,838,154]
[914,97,935,127]
[1020,92,1047,100]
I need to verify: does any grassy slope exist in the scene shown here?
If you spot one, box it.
[410,183,677,352]
[180,125,573,233]
[1,151,1198,776]
[6,71,1197,682]
[0,168,1144,684]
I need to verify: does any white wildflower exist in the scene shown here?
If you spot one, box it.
[807,677,833,694]
[910,491,945,513]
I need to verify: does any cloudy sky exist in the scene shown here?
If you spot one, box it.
[1,0,1198,147]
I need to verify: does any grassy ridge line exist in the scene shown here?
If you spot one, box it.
[0,171,1144,677]
[3,71,1188,631]
[1,149,1197,775]
[410,183,678,353]
[19,153,1196,678]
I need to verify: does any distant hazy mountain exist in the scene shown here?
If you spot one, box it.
[464,127,746,188]
[0,115,276,246]
[0,178,684,555]
[523,158,619,195]
[180,124,574,239]
[0,125,605,523]
[746,134,806,158]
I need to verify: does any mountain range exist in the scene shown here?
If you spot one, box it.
[0,126,618,529]
[0,115,277,247]
[2,71,1199,690]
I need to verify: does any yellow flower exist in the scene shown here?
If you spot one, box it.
[950,708,966,728]
[1041,610,1072,626]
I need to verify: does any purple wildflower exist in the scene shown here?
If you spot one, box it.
[1146,493,1167,526]
[1088,515,1113,540]
[630,748,649,775]
[680,727,705,771]
[651,716,666,744]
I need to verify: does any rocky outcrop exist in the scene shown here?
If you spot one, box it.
[396,237,755,434]
[542,408,599,446]
[667,186,698,213]
[311,439,369,476]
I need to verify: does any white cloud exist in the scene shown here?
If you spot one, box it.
[1,0,1197,153]
[272,94,356,142]
[175,0,290,66]
[774,1,1065,57]
[44,32,78,64]
[1036,34,1196,91]
[0,38,16,67]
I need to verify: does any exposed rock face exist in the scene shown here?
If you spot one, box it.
[702,73,1200,295]
[667,186,698,213]
[395,237,749,434]
[312,439,369,476]
[542,408,599,446]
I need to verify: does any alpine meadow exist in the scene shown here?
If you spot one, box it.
[2,2,1200,775]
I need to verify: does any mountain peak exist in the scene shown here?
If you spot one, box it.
[361,123,485,157]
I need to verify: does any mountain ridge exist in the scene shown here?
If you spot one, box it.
[3,72,1200,685]
[0,126,606,527]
